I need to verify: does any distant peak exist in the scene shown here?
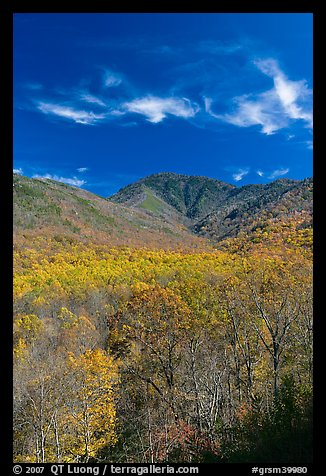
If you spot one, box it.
[139,171,233,185]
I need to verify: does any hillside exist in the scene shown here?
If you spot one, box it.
[13,174,210,251]
[13,171,313,464]
[14,172,313,253]
[194,177,313,242]
[109,172,313,247]
[110,172,235,220]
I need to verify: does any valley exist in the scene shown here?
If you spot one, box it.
[13,172,313,464]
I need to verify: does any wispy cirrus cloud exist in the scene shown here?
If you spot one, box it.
[254,58,312,126]
[77,167,88,173]
[103,69,123,88]
[33,93,199,127]
[123,96,199,123]
[223,91,288,135]
[33,173,86,187]
[79,92,107,107]
[37,102,106,125]
[232,168,249,181]
[255,167,290,180]
[205,58,312,136]
[142,40,243,59]
[267,167,290,179]
[25,52,311,140]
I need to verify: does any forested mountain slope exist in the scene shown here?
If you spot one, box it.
[110,172,313,247]
[13,174,209,251]
[14,172,312,250]
[13,171,313,464]
[110,172,235,220]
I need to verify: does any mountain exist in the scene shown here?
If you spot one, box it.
[14,172,313,251]
[13,174,210,251]
[194,177,313,242]
[109,172,313,244]
[110,172,235,220]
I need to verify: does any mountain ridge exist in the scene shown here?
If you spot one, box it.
[13,172,312,250]
[110,172,236,220]
[13,173,210,251]
[109,172,312,243]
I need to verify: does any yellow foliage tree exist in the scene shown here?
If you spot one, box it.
[65,349,119,462]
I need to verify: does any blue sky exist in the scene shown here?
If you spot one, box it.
[13,13,313,196]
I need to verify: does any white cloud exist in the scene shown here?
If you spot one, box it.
[104,70,122,88]
[256,169,264,177]
[33,174,86,187]
[37,102,106,125]
[123,96,199,123]
[253,58,279,77]
[204,97,219,118]
[205,95,279,135]
[77,167,88,173]
[255,59,313,126]
[268,168,290,179]
[109,109,125,117]
[14,168,23,175]
[206,58,312,136]
[232,168,249,181]
[225,91,288,135]
[79,93,106,107]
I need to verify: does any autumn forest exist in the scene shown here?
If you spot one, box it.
[13,173,313,464]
